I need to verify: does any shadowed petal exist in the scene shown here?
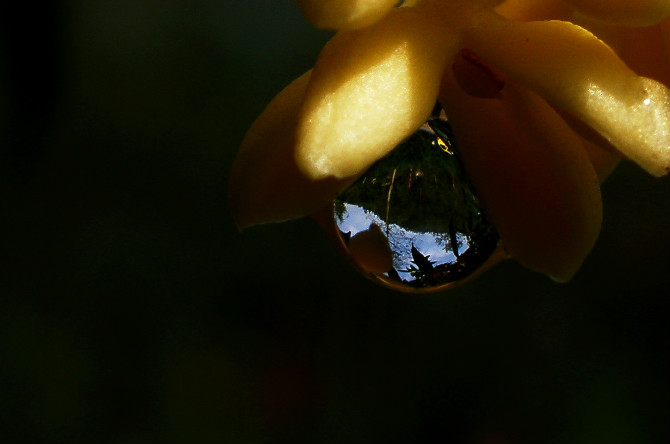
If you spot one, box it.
[231,5,463,229]
[552,108,621,180]
[561,0,670,26]
[439,75,602,282]
[229,71,355,229]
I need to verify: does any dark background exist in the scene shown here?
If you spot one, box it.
[1,2,668,442]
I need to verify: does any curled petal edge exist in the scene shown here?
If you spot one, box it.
[464,13,670,177]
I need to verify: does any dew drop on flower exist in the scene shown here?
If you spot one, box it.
[332,103,500,292]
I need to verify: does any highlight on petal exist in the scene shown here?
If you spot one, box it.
[229,71,355,229]
[578,15,670,87]
[464,13,670,176]
[296,6,460,181]
[439,75,602,282]
[294,0,399,30]
[560,0,670,26]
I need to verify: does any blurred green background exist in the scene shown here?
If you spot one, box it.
[1,2,668,442]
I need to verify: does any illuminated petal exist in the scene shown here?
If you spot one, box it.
[439,76,602,282]
[560,0,670,26]
[229,71,354,229]
[296,6,460,181]
[577,15,670,86]
[294,0,399,30]
[496,1,669,83]
[464,13,670,176]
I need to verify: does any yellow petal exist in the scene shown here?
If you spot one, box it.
[439,76,602,282]
[561,0,670,26]
[464,13,670,176]
[296,6,459,181]
[229,71,354,229]
[576,14,670,87]
[294,0,399,30]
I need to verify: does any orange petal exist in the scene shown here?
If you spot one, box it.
[229,71,354,229]
[577,14,670,87]
[439,75,602,282]
[296,6,460,181]
[463,13,670,176]
[231,5,461,229]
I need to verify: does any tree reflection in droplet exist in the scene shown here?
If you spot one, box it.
[333,103,500,292]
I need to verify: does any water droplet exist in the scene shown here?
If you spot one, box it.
[332,103,501,292]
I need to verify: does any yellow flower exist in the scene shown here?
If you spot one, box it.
[230,0,670,288]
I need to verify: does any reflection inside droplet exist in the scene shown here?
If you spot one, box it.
[333,103,500,292]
